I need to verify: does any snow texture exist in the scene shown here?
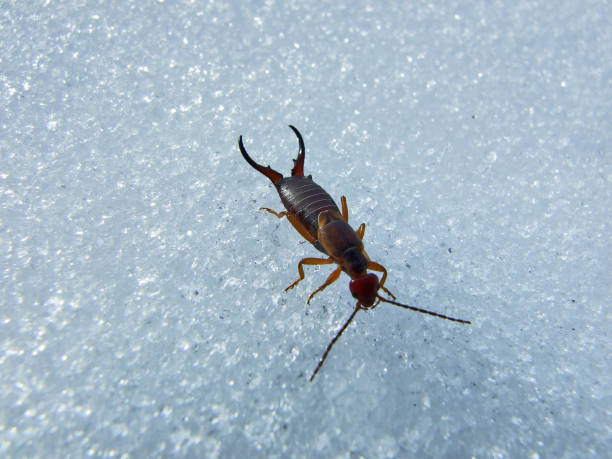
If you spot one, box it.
[1,0,611,457]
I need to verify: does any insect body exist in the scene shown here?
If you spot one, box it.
[238,126,470,381]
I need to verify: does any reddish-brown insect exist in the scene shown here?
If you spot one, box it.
[238,126,471,381]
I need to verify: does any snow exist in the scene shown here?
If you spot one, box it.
[1,1,611,457]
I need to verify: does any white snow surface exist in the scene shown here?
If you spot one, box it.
[1,1,611,457]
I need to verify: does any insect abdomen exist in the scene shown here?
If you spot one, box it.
[278,176,340,237]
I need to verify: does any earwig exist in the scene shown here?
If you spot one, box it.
[238,126,471,381]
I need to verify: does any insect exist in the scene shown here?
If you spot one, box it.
[238,125,471,381]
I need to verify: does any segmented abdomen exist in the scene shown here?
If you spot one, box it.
[277,176,340,239]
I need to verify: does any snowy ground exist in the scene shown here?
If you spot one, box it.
[1,1,611,457]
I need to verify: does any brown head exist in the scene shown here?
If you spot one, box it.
[349,273,380,307]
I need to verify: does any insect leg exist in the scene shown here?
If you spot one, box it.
[368,261,396,299]
[356,223,366,240]
[340,196,349,222]
[260,207,288,218]
[285,257,335,292]
[340,197,366,239]
[307,265,342,304]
